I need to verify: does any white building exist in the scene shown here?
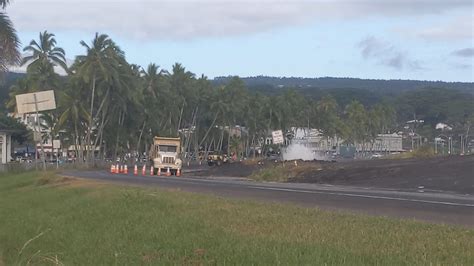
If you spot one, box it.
[288,127,403,153]
[0,130,13,164]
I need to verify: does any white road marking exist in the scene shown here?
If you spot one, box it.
[66,172,474,208]
[248,186,474,207]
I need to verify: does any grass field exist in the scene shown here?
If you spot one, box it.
[1,171,473,265]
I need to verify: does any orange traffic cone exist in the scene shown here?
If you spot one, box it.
[150,166,154,176]
[134,165,138,175]
[142,165,146,176]
[116,164,119,173]
[110,164,115,174]
[166,168,171,176]
[157,167,161,176]
[176,168,181,177]
[124,165,128,174]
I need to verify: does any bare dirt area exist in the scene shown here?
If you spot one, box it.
[189,155,474,195]
[292,155,474,195]
[191,160,270,178]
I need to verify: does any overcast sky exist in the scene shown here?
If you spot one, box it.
[6,0,474,81]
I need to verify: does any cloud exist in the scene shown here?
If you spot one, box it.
[451,48,474,57]
[451,63,472,70]
[395,15,473,41]
[357,36,422,70]
[6,0,473,41]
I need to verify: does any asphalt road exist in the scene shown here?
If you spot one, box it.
[62,170,474,227]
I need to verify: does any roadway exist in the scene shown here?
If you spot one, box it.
[62,170,474,227]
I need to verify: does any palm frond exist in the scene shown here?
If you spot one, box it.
[20,55,35,66]
[0,12,20,72]
[0,0,10,9]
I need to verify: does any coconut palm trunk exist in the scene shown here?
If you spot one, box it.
[86,75,96,166]
[136,120,146,162]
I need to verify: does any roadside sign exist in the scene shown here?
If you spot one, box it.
[272,130,284,144]
[15,90,56,114]
[33,132,42,142]
[53,140,61,149]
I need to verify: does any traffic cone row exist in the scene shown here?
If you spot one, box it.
[110,164,182,177]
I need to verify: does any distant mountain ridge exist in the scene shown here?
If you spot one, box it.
[3,72,474,95]
[213,76,474,94]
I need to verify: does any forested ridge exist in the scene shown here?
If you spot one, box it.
[214,76,474,94]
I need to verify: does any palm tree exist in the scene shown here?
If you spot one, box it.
[22,31,68,73]
[0,0,10,8]
[141,63,164,99]
[6,78,32,112]
[74,32,124,164]
[170,63,195,134]
[0,0,20,73]
[57,88,90,162]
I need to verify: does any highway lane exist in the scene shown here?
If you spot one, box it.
[62,170,474,227]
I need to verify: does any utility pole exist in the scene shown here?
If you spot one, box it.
[33,94,47,171]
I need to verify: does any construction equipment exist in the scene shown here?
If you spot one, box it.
[207,151,228,166]
[149,136,182,175]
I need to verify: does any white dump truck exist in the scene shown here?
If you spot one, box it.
[149,136,182,175]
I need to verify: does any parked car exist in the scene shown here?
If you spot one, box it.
[371,153,383,159]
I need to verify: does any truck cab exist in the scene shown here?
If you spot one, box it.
[150,136,182,174]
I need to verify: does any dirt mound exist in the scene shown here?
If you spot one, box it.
[192,161,268,177]
[189,156,474,195]
[291,155,474,195]
[191,159,334,178]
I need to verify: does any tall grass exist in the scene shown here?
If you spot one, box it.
[0,172,473,265]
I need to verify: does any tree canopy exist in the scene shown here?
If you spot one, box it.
[1,30,473,162]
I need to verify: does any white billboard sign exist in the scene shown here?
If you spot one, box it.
[15,90,56,114]
[53,140,61,149]
[272,130,284,144]
[33,132,42,142]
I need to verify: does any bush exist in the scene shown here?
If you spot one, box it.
[411,145,436,158]
[249,165,291,182]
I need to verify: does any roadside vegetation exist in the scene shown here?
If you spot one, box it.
[388,145,437,159]
[1,171,473,265]
[249,161,325,182]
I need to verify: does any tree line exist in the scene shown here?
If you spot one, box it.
[1,0,473,163]
[1,31,404,163]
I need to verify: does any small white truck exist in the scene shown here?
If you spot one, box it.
[149,136,182,175]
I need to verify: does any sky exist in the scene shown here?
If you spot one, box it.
[5,0,474,82]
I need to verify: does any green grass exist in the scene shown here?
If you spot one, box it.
[0,171,473,265]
